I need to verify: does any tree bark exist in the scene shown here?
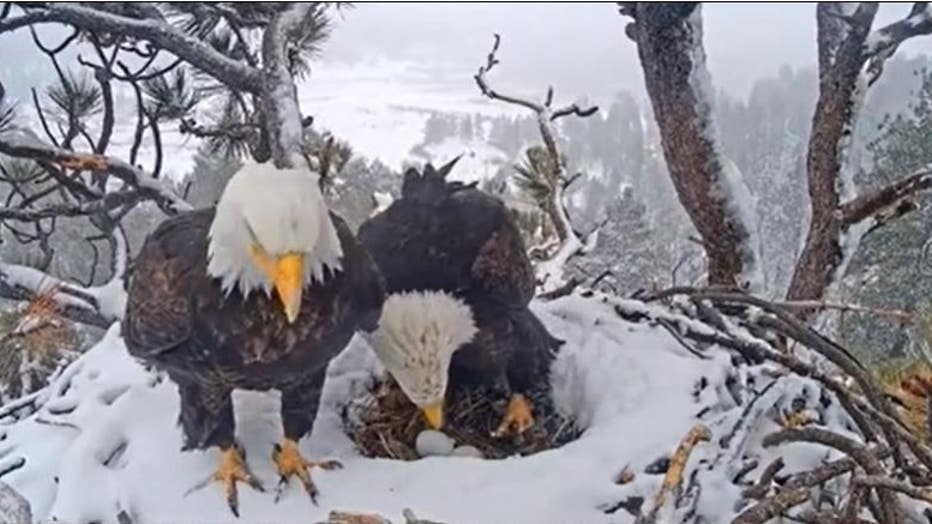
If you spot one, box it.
[623,4,757,288]
[786,4,878,302]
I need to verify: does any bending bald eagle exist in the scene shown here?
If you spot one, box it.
[359,159,563,437]
[122,163,384,514]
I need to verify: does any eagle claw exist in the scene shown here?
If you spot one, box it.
[272,438,341,504]
[491,394,535,438]
[187,444,263,517]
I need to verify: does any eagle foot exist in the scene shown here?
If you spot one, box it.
[491,393,535,438]
[272,438,342,504]
[195,444,264,517]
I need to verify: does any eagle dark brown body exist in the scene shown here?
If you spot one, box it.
[123,208,385,451]
[358,162,562,406]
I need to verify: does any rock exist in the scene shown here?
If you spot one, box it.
[415,430,455,457]
[451,445,484,459]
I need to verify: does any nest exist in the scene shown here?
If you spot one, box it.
[342,378,581,460]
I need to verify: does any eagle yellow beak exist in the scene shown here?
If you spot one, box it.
[422,402,444,429]
[273,253,304,324]
[249,245,304,323]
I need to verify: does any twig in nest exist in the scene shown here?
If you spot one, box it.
[853,474,932,504]
[638,424,711,523]
[742,457,784,500]
[656,318,709,360]
[731,487,810,524]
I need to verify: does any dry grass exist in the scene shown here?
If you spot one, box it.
[342,378,581,460]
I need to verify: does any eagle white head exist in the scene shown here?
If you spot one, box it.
[206,162,343,323]
[365,290,477,429]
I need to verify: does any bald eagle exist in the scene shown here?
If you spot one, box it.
[358,159,563,437]
[122,163,384,514]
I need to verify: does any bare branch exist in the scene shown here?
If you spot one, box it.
[473,34,543,113]
[551,103,599,121]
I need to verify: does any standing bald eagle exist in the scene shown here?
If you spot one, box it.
[122,163,384,514]
[358,159,563,437]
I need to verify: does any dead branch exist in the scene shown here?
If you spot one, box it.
[473,33,598,262]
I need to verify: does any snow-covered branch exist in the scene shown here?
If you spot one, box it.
[0,130,191,214]
[0,3,263,93]
[0,225,128,328]
[841,166,932,224]
[257,4,318,168]
[866,3,932,83]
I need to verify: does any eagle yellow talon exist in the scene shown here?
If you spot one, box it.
[212,445,264,517]
[492,394,535,438]
[273,438,341,504]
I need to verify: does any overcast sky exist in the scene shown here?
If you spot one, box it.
[319,3,929,100]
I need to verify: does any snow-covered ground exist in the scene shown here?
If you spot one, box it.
[0,293,864,524]
[0,294,748,524]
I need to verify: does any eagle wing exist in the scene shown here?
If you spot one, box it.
[469,204,536,308]
[123,210,211,356]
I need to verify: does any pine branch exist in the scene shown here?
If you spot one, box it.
[0,4,263,93]
[0,132,191,214]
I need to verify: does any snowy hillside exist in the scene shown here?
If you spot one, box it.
[0,293,880,524]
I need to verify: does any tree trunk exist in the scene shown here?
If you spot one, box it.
[785,4,878,302]
[625,4,758,288]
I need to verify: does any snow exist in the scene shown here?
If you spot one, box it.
[0,293,812,524]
